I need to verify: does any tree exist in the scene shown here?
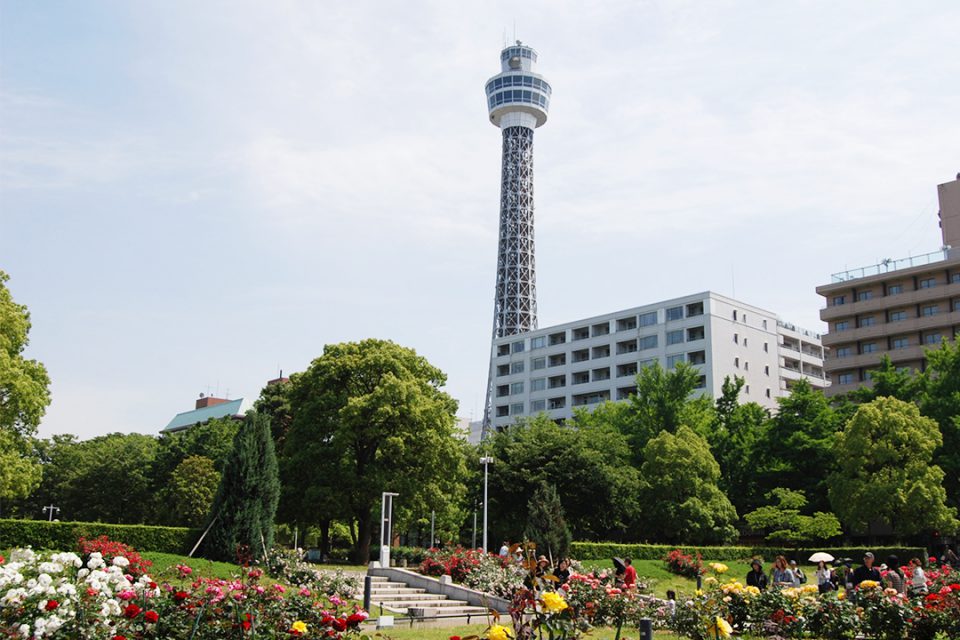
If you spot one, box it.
[524,482,572,562]
[205,412,280,562]
[755,379,841,512]
[846,355,922,404]
[486,414,639,544]
[743,488,842,545]
[0,270,51,438]
[254,379,293,447]
[828,396,959,537]
[637,425,738,544]
[280,339,467,563]
[161,456,221,527]
[0,429,42,507]
[920,341,960,508]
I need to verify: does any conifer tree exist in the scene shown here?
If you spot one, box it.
[204,411,280,562]
[524,482,572,561]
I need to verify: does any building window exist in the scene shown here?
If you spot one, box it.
[857,290,873,301]
[666,306,683,321]
[592,345,610,359]
[512,340,525,353]
[745,385,750,394]
[837,373,854,385]
[832,295,846,306]
[640,335,658,350]
[572,348,589,363]
[497,344,510,356]
[639,311,657,327]
[511,361,525,374]
[951,272,960,284]
[734,357,740,368]
[688,350,706,365]
[496,405,509,417]
[617,362,638,377]
[667,330,684,345]
[531,336,546,350]
[572,371,589,385]
[531,378,546,392]
[510,402,524,415]
[548,353,566,367]
[836,346,853,358]
[592,367,610,381]
[616,386,637,400]
[616,316,637,331]
[497,364,510,376]
[591,322,610,337]
[892,337,909,350]
[548,375,566,389]
[732,310,738,320]
[639,358,658,369]
[686,326,705,341]
[531,357,546,370]
[496,385,509,397]
[572,326,590,341]
[616,339,638,354]
[530,399,546,412]
[548,331,566,346]
[924,333,943,345]
[835,321,850,332]
[922,304,939,317]
[763,342,769,352]
[920,277,937,289]
[954,299,960,312]
[744,361,749,371]
[547,397,565,410]
[860,316,876,327]
[734,333,739,344]
[744,338,748,347]
[765,388,771,398]
[695,375,707,389]
[887,284,903,295]
[762,319,768,329]
[667,354,684,369]
[862,342,878,353]
[686,301,704,317]
[764,365,770,376]
[890,310,907,322]
[510,381,524,395]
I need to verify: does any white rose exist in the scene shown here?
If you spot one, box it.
[112,557,130,568]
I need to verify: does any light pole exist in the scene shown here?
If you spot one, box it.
[43,505,60,522]
[480,456,494,552]
[379,492,399,567]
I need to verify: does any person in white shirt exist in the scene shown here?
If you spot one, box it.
[908,557,927,594]
[498,541,510,558]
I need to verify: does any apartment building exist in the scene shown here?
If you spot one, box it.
[488,291,826,430]
[817,175,960,396]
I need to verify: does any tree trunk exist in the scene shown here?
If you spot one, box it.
[319,519,331,558]
[354,512,373,564]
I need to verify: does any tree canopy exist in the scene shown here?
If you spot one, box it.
[743,488,841,545]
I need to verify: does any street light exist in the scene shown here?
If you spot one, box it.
[480,456,494,552]
[42,505,60,522]
[379,492,399,567]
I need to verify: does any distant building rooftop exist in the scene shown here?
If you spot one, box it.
[829,248,950,283]
[162,396,253,433]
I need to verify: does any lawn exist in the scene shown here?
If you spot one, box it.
[579,558,756,598]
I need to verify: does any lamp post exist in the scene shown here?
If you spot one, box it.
[43,505,60,522]
[379,492,399,567]
[480,456,494,552]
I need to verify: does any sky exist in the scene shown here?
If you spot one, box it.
[2,1,959,440]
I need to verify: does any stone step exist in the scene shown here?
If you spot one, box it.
[369,586,426,594]
[368,593,450,602]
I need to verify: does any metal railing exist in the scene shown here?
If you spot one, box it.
[830,248,949,283]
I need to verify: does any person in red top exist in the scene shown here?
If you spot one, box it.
[623,557,637,588]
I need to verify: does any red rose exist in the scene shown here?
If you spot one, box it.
[450,636,462,640]
[144,610,159,623]
[174,590,189,602]
[332,618,346,632]
[45,600,59,611]
[112,636,127,640]
[346,613,366,625]
[123,603,142,619]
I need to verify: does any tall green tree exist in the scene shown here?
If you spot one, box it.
[161,455,221,527]
[920,341,960,509]
[637,425,738,544]
[205,412,280,562]
[0,429,42,508]
[281,339,467,563]
[486,414,639,544]
[254,379,293,448]
[755,379,841,512]
[846,355,922,404]
[0,270,51,439]
[743,488,842,545]
[828,396,958,537]
[524,482,572,562]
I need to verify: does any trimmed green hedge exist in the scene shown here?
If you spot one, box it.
[570,541,928,564]
[0,519,202,554]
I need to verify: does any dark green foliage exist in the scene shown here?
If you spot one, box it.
[203,412,280,562]
[0,519,199,553]
[569,541,928,563]
[920,341,960,508]
[709,376,770,514]
[743,488,842,544]
[524,482,572,561]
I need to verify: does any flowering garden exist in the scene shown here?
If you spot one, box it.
[0,539,367,639]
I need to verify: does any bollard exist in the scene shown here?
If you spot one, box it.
[639,618,653,640]
[696,575,702,591]
[363,576,372,612]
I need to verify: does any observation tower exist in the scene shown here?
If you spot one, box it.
[482,41,552,435]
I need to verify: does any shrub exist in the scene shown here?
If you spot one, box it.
[0,518,200,554]
[77,535,152,578]
[265,547,360,597]
[664,549,704,578]
[570,541,927,564]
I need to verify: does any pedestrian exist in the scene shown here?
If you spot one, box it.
[623,557,637,589]
[747,559,768,591]
[789,559,806,584]
[771,555,798,588]
[665,590,677,618]
[554,558,571,586]
[883,555,904,594]
[852,552,881,587]
[499,540,510,558]
[946,546,959,568]
[908,557,928,595]
[815,561,834,593]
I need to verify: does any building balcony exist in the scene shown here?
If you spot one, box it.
[822,309,960,346]
[824,345,928,372]
[820,281,960,321]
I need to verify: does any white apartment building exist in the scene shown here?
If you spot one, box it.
[488,291,827,431]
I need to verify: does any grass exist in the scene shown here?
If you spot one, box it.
[579,558,755,598]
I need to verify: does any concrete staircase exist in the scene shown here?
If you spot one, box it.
[367,575,490,619]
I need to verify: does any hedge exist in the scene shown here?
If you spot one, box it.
[0,519,202,555]
[570,541,928,565]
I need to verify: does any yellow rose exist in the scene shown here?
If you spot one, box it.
[487,624,515,640]
[290,620,308,634]
[838,590,846,600]
[745,585,761,596]
[541,592,569,614]
[709,562,729,574]
[859,580,880,589]
[707,616,733,638]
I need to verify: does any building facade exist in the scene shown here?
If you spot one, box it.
[816,175,960,396]
[488,291,826,430]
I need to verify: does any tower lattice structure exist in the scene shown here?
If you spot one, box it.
[482,42,552,437]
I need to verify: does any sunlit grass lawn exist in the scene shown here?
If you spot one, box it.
[579,558,756,598]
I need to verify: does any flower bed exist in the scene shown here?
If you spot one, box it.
[664,549,704,578]
[419,547,525,599]
[0,547,368,639]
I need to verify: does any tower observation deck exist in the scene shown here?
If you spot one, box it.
[482,41,552,435]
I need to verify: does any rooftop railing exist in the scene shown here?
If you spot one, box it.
[830,248,949,283]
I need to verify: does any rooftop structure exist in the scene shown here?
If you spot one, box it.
[162,395,253,433]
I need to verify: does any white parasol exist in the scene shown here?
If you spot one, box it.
[808,552,835,563]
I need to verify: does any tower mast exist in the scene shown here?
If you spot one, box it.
[482,41,552,438]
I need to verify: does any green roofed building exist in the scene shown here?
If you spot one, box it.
[162,395,254,433]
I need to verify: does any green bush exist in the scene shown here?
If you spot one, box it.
[0,519,201,554]
[570,541,927,564]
